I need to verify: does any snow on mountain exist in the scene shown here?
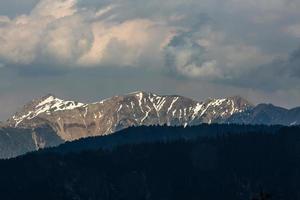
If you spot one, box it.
[11,94,86,127]
[2,91,300,159]
[7,91,253,141]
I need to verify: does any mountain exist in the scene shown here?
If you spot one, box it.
[1,91,300,159]
[227,103,300,125]
[6,91,253,141]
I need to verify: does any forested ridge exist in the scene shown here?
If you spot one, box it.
[0,124,299,200]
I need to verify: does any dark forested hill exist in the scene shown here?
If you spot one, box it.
[42,124,282,155]
[0,124,300,200]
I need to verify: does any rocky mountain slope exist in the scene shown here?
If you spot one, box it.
[6,91,253,141]
[1,91,300,159]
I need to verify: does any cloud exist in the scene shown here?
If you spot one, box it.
[164,30,221,79]
[0,0,300,92]
[0,0,91,66]
[31,0,77,19]
[222,46,300,91]
[0,16,10,24]
[78,19,170,68]
[285,24,300,38]
[163,25,274,82]
[0,0,171,70]
[277,46,300,78]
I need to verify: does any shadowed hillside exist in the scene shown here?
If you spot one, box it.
[0,124,300,200]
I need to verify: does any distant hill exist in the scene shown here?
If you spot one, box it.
[0,124,299,200]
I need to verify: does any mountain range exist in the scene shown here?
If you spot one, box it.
[0,91,299,158]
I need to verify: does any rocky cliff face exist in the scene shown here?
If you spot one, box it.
[7,91,253,141]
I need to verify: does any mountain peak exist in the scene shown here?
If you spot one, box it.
[255,103,287,112]
[43,93,56,99]
[127,90,156,97]
[33,94,85,110]
[34,93,57,102]
[8,94,86,127]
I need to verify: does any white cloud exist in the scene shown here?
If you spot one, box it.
[40,15,93,65]
[0,0,299,88]
[0,0,172,69]
[31,0,77,19]
[176,60,220,78]
[95,5,117,18]
[0,15,43,64]
[78,19,170,67]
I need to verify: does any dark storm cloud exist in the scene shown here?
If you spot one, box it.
[287,47,300,77]
[259,46,300,83]
[219,45,300,92]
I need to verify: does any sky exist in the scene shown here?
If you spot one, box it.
[0,0,300,120]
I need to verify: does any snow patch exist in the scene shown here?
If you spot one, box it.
[192,103,204,120]
[141,105,151,123]
[13,96,85,127]
[167,97,179,114]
